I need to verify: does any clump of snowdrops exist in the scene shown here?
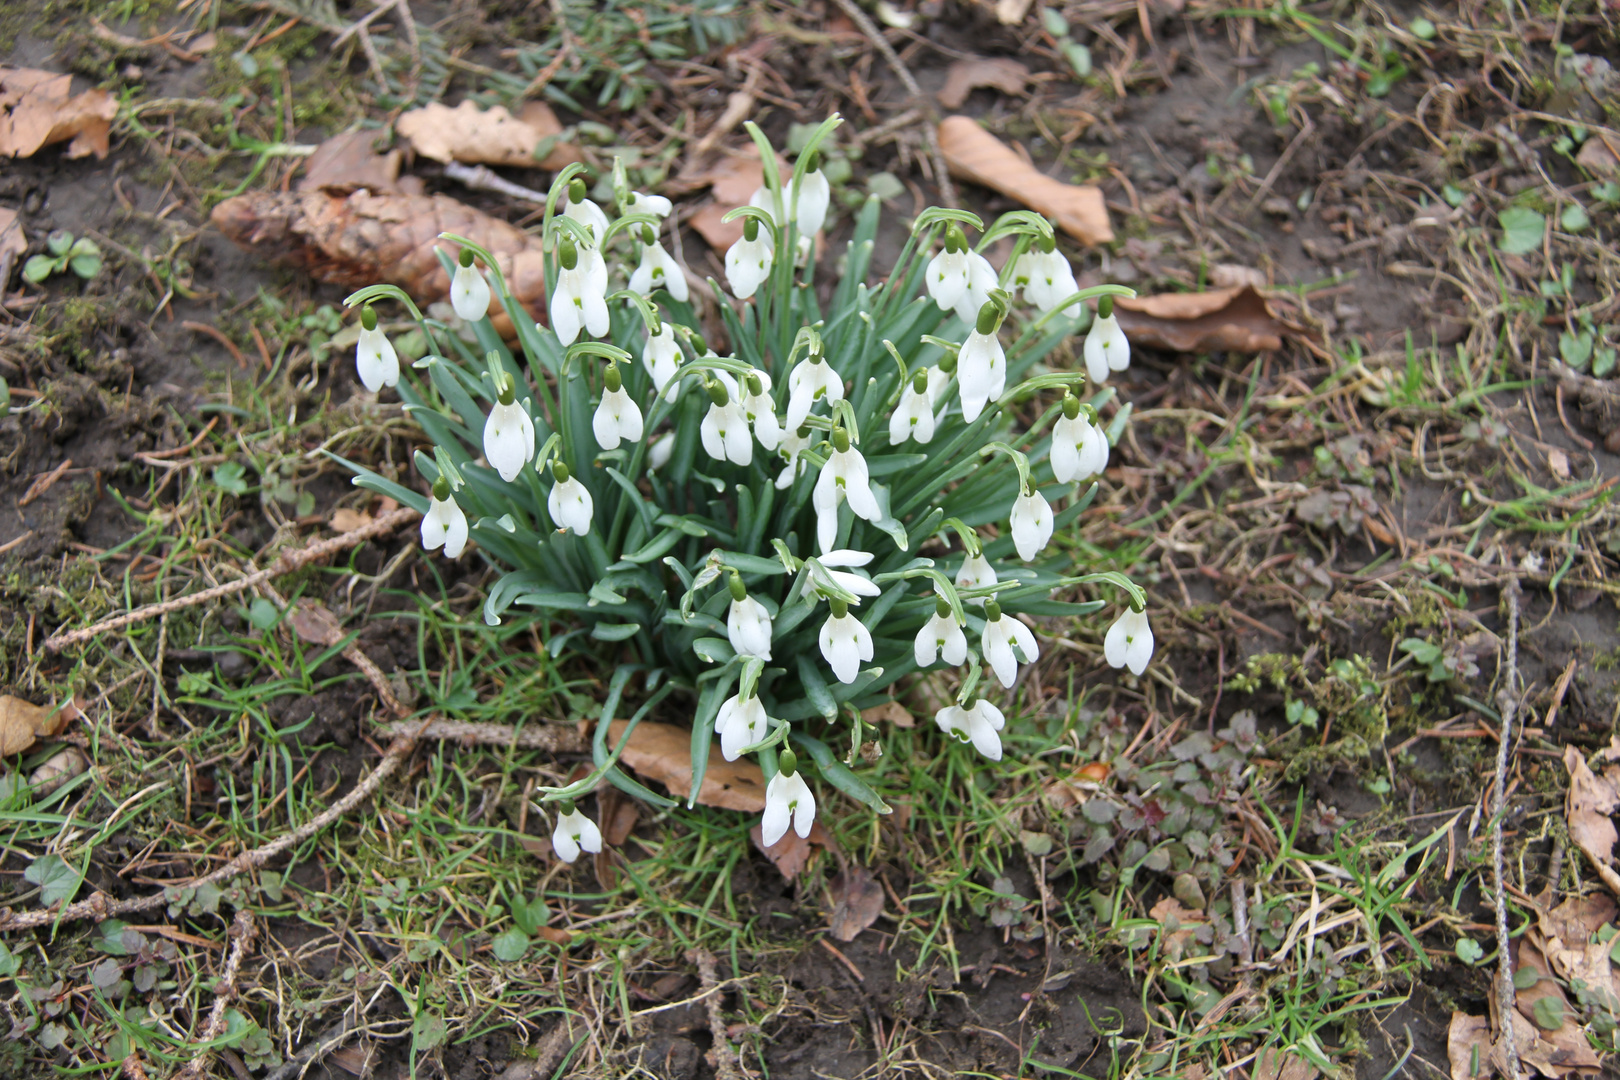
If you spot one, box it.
[337,115,1153,855]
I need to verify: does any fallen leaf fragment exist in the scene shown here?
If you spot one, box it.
[1564,745,1620,896]
[0,695,73,756]
[1114,285,1285,353]
[288,601,344,646]
[828,865,886,941]
[861,700,913,728]
[608,720,766,811]
[211,188,546,340]
[396,100,579,171]
[1495,1004,1601,1077]
[751,820,831,881]
[28,746,87,797]
[1253,1046,1318,1080]
[1448,1012,1491,1080]
[299,129,415,194]
[330,507,374,533]
[1576,136,1619,177]
[0,207,24,261]
[938,116,1113,245]
[0,68,118,160]
[937,58,1030,109]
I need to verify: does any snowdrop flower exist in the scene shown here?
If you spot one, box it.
[812,429,882,553]
[592,363,644,451]
[450,251,492,323]
[727,574,773,660]
[793,162,831,237]
[889,368,936,445]
[775,425,813,490]
[957,302,1007,423]
[785,350,844,431]
[647,431,675,471]
[921,363,952,409]
[701,374,753,466]
[761,750,815,847]
[354,307,398,392]
[934,699,1006,761]
[628,226,689,302]
[926,225,978,318]
[550,239,610,346]
[1013,237,1079,316]
[645,322,683,402]
[715,692,770,762]
[1084,297,1131,384]
[819,598,873,684]
[561,179,609,244]
[624,190,673,219]
[740,369,781,451]
[1050,395,1110,484]
[483,379,535,482]
[725,216,774,300]
[914,596,967,668]
[981,601,1039,689]
[955,551,996,605]
[551,802,602,864]
[1009,485,1054,562]
[547,461,593,535]
[817,549,882,602]
[421,477,468,559]
[1104,607,1154,676]
[953,250,999,326]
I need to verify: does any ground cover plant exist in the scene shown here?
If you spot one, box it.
[0,0,1618,1078]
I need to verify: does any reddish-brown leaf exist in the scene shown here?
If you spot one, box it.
[828,865,885,942]
[1564,744,1620,896]
[937,116,1113,246]
[0,68,117,160]
[936,58,1030,109]
[750,820,832,881]
[396,99,579,171]
[1114,285,1285,353]
[607,720,767,811]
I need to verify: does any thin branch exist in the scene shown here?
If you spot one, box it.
[1492,578,1521,1080]
[174,909,258,1080]
[43,507,419,652]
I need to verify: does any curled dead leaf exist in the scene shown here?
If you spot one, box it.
[937,58,1030,109]
[28,746,87,797]
[828,865,886,942]
[1114,285,1285,353]
[288,601,344,646]
[1576,136,1619,178]
[0,695,75,756]
[0,68,118,160]
[1564,745,1620,897]
[937,116,1113,246]
[299,129,417,195]
[607,720,766,811]
[750,820,831,881]
[861,701,913,728]
[330,507,375,534]
[1253,1047,1318,1080]
[211,188,546,340]
[1448,1012,1491,1080]
[396,100,580,171]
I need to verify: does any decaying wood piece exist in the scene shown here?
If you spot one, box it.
[211,188,546,338]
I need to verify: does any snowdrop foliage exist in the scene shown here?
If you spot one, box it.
[339,117,1149,852]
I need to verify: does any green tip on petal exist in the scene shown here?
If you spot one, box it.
[458,247,476,268]
[778,749,798,777]
[744,216,760,242]
[975,301,1000,336]
[707,380,730,407]
[1062,392,1082,420]
[945,225,967,254]
[432,476,451,500]
[746,372,764,397]
[360,305,377,331]
[1098,295,1114,319]
[935,596,952,618]
[568,178,586,204]
[558,798,577,815]
[911,368,929,394]
[552,461,570,484]
[729,573,747,602]
[559,238,578,271]
[984,599,1002,621]
[604,364,622,393]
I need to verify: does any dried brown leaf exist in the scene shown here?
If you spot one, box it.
[608,720,766,811]
[750,820,831,881]
[828,865,885,942]
[1564,745,1620,896]
[28,746,88,797]
[938,116,1113,245]
[689,202,746,255]
[299,130,408,193]
[330,507,375,533]
[288,601,344,646]
[1448,1012,1492,1080]
[326,1044,378,1078]
[1253,1047,1319,1080]
[396,100,579,171]
[0,68,117,160]
[1114,285,1285,353]
[1576,136,1619,177]
[937,58,1030,109]
[0,695,71,756]
[0,207,23,261]
[861,700,913,728]
[1495,1004,1602,1077]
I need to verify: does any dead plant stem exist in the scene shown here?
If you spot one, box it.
[1492,578,1521,1080]
[174,909,258,1080]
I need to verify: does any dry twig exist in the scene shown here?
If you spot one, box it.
[1492,578,1521,1080]
[174,909,258,1080]
[43,507,419,652]
[687,946,750,1080]
[372,718,586,752]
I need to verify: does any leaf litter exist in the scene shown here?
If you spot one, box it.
[937,116,1113,246]
[0,68,117,160]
